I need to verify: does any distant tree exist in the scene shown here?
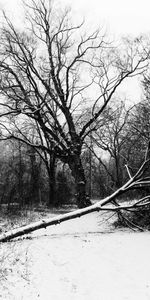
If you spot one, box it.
[0,140,45,208]
[85,102,132,190]
[127,98,150,179]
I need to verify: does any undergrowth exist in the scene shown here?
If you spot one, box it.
[114,204,150,230]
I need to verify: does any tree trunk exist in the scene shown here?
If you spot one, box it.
[18,141,24,207]
[47,154,56,207]
[29,148,40,205]
[68,155,92,208]
[0,204,99,242]
[48,174,56,206]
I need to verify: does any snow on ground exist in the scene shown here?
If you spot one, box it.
[1,211,150,300]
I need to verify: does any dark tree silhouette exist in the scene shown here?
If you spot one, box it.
[0,0,149,207]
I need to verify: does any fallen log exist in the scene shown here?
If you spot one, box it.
[0,150,150,242]
[0,204,101,243]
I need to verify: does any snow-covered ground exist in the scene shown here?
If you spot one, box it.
[1,211,150,300]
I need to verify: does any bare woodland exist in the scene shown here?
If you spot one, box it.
[0,0,150,241]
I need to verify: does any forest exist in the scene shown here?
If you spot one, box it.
[0,0,150,229]
[1,1,150,299]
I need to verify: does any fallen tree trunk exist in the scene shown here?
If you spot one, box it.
[0,185,149,242]
[0,204,101,243]
[0,149,150,242]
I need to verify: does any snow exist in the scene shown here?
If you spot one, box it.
[1,211,150,299]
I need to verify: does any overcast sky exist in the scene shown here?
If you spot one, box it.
[0,0,150,37]
[61,0,150,38]
[0,0,150,102]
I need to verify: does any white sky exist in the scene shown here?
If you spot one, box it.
[0,0,150,102]
[0,0,150,36]
[61,0,150,38]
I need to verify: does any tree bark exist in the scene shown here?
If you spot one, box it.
[68,155,92,208]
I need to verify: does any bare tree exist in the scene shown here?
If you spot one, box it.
[0,0,149,207]
[0,116,58,205]
[21,119,58,206]
[126,97,150,171]
[90,102,135,189]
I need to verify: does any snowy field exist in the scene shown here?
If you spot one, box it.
[1,211,150,300]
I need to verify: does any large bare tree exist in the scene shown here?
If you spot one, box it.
[0,0,149,207]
